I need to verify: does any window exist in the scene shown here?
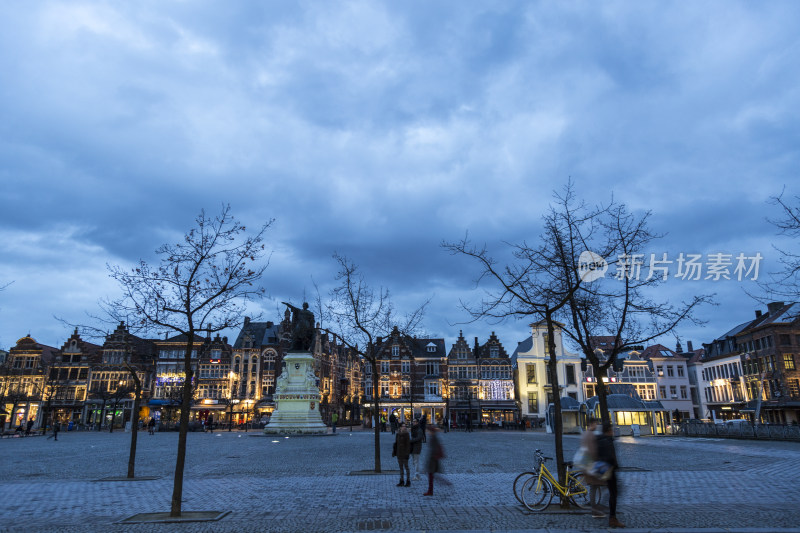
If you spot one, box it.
[565,364,576,385]
[789,379,800,398]
[380,383,389,397]
[666,366,674,377]
[457,349,468,360]
[677,366,684,377]
[391,346,399,357]
[656,365,664,376]
[784,354,796,371]
[427,343,437,353]
[660,386,667,399]
[490,346,499,357]
[528,393,538,414]
[427,381,440,396]
[381,361,390,374]
[426,362,439,376]
[401,360,410,374]
[779,334,792,346]
[669,385,677,398]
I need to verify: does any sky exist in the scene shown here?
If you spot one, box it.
[1,1,799,354]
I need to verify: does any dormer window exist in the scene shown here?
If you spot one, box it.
[391,346,399,357]
[490,346,499,357]
[426,342,436,353]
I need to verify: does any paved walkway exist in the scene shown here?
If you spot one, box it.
[1,429,798,532]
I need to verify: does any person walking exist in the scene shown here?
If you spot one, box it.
[380,414,387,432]
[393,422,411,487]
[331,412,338,433]
[419,413,427,442]
[389,412,398,435]
[423,426,445,496]
[597,423,624,528]
[25,419,34,436]
[207,414,214,433]
[46,421,60,441]
[579,417,604,518]
[410,418,423,480]
[148,417,156,435]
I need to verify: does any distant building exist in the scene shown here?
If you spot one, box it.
[641,343,693,423]
[512,321,584,425]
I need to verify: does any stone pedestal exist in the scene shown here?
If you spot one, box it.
[263,352,327,435]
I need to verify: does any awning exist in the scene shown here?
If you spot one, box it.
[148,399,179,406]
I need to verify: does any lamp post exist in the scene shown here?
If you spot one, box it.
[228,371,238,431]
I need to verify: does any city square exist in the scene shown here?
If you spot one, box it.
[1,428,799,532]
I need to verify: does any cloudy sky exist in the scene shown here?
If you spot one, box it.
[1,1,798,353]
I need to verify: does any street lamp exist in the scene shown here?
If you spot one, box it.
[228,371,239,431]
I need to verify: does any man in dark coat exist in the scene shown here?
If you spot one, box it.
[389,412,398,435]
[394,423,411,486]
[423,426,444,496]
[419,413,427,442]
[597,423,624,528]
[410,418,423,480]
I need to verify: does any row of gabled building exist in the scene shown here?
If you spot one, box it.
[2,301,799,433]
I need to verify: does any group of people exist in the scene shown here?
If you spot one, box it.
[392,417,446,495]
[579,418,624,528]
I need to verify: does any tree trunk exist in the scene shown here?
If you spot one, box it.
[544,314,567,506]
[109,402,115,433]
[594,364,611,427]
[371,357,382,473]
[170,333,195,517]
[127,377,142,478]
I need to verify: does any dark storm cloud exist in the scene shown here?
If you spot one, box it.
[1,1,799,351]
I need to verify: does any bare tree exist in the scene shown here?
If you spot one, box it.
[554,201,711,429]
[104,205,272,517]
[763,190,800,298]
[322,253,428,472]
[443,184,604,490]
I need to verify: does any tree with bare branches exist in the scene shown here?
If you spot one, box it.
[764,190,800,298]
[322,253,428,472]
[443,184,606,490]
[104,205,272,517]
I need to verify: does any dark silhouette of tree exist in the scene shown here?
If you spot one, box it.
[322,253,428,473]
[104,205,272,517]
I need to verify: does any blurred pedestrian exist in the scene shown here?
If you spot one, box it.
[394,422,411,486]
[207,414,214,433]
[597,423,624,528]
[578,417,604,518]
[148,417,156,435]
[25,419,34,436]
[410,418,423,480]
[423,426,445,496]
[389,412,398,435]
[419,413,427,442]
[331,412,338,433]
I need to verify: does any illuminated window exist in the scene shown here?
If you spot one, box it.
[784,354,796,371]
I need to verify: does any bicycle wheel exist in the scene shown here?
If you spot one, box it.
[521,474,553,511]
[567,472,592,510]
[513,471,536,504]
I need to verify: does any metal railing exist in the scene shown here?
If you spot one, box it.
[681,421,800,441]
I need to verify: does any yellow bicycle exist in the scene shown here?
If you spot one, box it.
[520,449,595,511]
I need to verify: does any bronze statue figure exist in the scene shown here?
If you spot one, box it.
[282,301,315,351]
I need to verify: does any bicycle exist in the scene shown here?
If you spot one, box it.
[518,449,599,511]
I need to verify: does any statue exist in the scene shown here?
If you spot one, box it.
[282,301,315,352]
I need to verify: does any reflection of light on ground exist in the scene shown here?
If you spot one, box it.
[271,440,279,443]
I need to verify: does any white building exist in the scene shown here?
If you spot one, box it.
[511,321,584,424]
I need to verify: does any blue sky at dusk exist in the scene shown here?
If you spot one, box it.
[1,1,799,352]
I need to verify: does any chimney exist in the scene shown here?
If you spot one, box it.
[687,340,694,352]
[755,310,763,318]
[767,302,785,316]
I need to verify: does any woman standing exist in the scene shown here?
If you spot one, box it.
[394,422,411,486]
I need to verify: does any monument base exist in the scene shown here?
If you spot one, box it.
[264,352,327,435]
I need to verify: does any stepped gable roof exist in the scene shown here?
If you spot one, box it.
[476,331,509,359]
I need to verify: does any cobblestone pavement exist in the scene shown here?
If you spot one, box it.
[1,429,799,532]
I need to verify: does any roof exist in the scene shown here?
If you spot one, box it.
[586,393,658,411]
[511,336,533,362]
[640,344,680,360]
[233,320,281,348]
